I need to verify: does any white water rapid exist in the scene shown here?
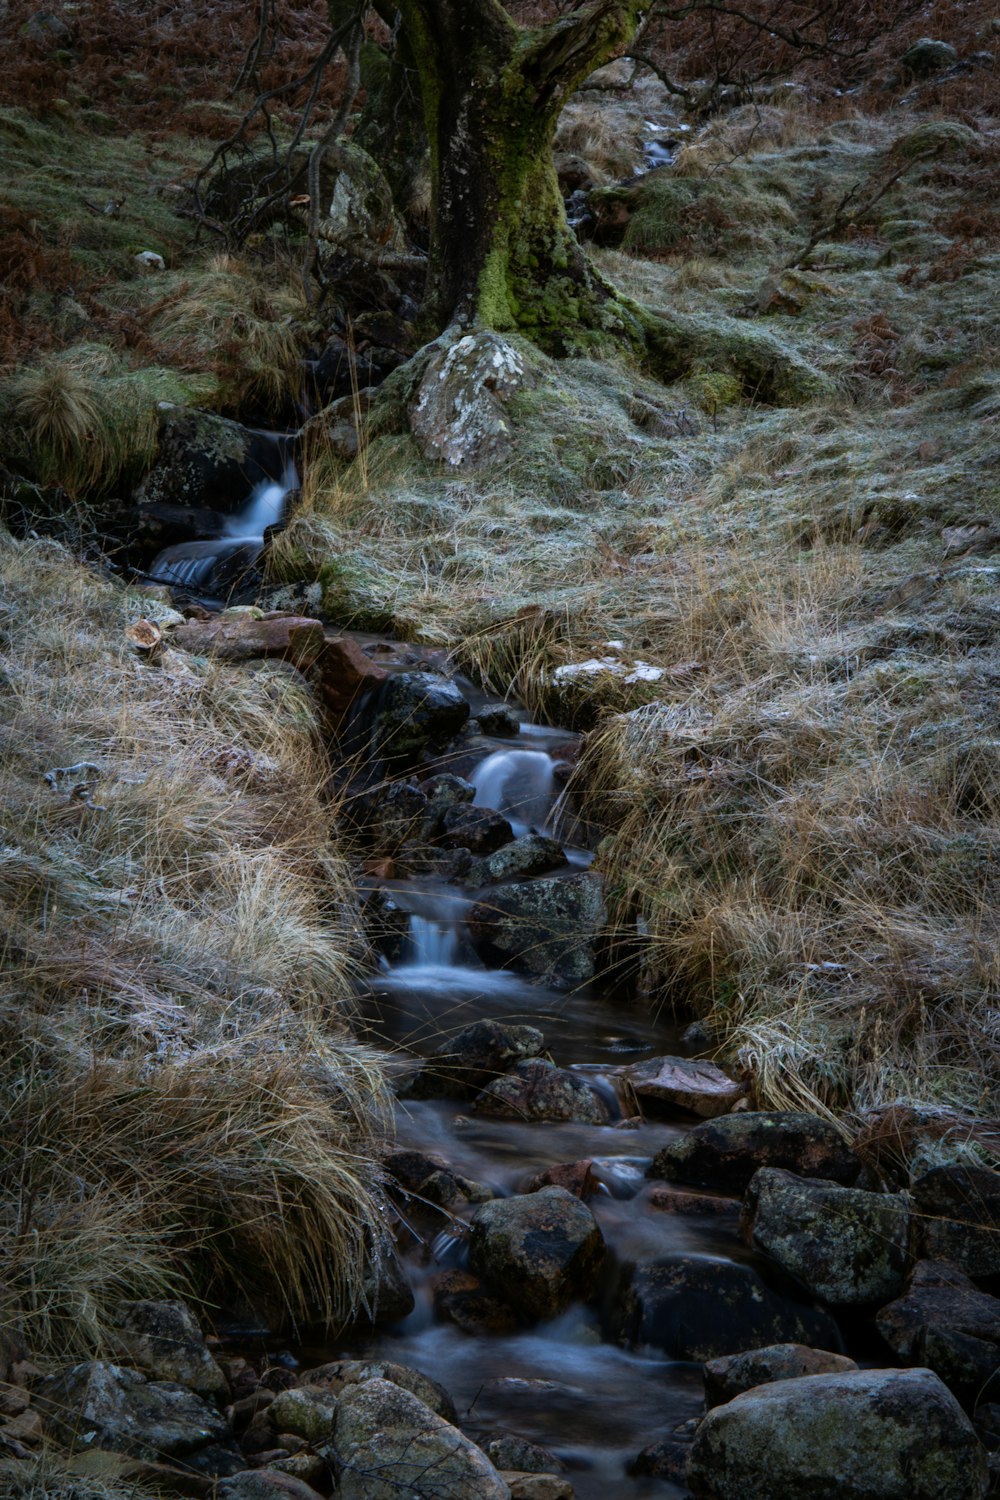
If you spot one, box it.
[148,463,297,591]
[471,748,556,834]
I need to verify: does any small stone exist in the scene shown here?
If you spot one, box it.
[482,1434,562,1474]
[902,36,959,77]
[527,1160,597,1200]
[623,1055,746,1118]
[703,1344,859,1407]
[220,1472,325,1500]
[432,1270,519,1335]
[439,803,515,854]
[478,704,520,736]
[299,1359,457,1424]
[647,1185,738,1217]
[499,1474,574,1499]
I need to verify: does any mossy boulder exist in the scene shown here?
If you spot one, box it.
[367,671,470,766]
[687,1368,988,1500]
[468,1187,606,1321]
[467,871,607,987]
[134,406,293,516]
[744,1168,910,1306]
[901,37,959,78]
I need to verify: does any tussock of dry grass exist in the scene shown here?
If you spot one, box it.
[0,528,390,1355]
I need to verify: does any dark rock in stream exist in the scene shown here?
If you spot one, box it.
[466,833,566,886]
[432,1270,520,1335]
[686,1368,988,1500]
[480,1433,563,1474]
[876,1261,1000,1405]
[368,672,470,766]
[363,781,430,853]
[703,1343,858,1406]
[385,1146,496,1208]
[619,1255,840,1361]
[475,1059,611,1125]
[331,1377,510,1500]
[527,1159,598,1200]
[467,871,607,986]
[744,1167,910,1306]
[220,1472,325,1500]
[468,1186,606,1321]
[358,1245,415,1324]
[134,407,295,517]
[422,772,476,829]
[649,1110,860,1194]
[909,1163,1000,1277]
[439,803,514,854]
[477,704,521,736]
[628,1436,692,1484]
[408,1020,546,1100]
[360,887,409,962]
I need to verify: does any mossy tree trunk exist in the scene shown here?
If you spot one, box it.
[386,0,649,352]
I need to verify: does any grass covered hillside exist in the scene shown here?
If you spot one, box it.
[1,0,999,1411]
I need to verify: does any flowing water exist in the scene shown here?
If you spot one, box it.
[147,463,298,591]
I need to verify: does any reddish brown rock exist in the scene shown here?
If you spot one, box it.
[623,1055,746,1118]
[647,1185,738,1217]
[312,634,388,721]
[431,1271,519,1335]
[169,614,324,665]
[527,1160,597,1200]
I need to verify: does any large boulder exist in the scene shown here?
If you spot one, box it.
[368,672,470,765]
[909,1165,1000,1277]
[901,37,959,78]
[135,407,294,517]
[331,1377,510,1499]
[409,1019,546,1100]
[687,1368,988,1500]
[467,872,607,987]
[410,331,528,468]
[36,1362,230,1459]
[468,1187,606,1321]
[703,1343,858,1407]
[876,1261,1000,1404]
[110,1300,228,1399]
[475,1059,611,1125]
[467,833,566,886]
[299,1358,456,1424]
[623,1056,746,1119]
[649,1111,859,1194]
[745,1168,909,1306]
[619,1255,840,1361]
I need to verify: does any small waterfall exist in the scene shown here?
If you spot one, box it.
[407,915,458,969]
[471,749,556,833]
[148,463,297,592]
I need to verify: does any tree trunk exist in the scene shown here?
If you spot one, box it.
[393,0,648,350]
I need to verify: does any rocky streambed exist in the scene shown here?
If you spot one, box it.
[6,598,997,1500]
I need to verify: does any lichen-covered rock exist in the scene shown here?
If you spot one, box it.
[901,37,959,77]
[500,1475,574,1499]
[468,1187,606,1321]
[467,833,566,886]
[876,1261,1000,1404]
[475,1059,611,1125]
[300,1358,456,1424]
[135,407,292,515]
[910,1164,1000,1277]
[410,1019,546,1100]
[332,1377,510,1499]
[439,803,515,854]
[36,1362,230,1459]
[385,1146,496,1209]
[703,1344,858,1407]
[687,1368,988,1500]
[649,1111,859,1194]
[481,1434,562,1475]
[623,1056,746,1118]
[364,780,430,853]
[467,871,607,987]
[267,1388,337,1444]
[619,1255,840,1361]
[411,331,528,467]
[111,1300,228,1400]
[745,1168,909,1306]
[368,671,470,764]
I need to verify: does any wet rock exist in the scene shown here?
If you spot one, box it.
[649,1111,859,1194]
[358,1244,416,1324]
[478,704,521,736]
[360,887,408,962]
[423,773,476,830]
[481,1434,562,1474]
[385,1147,495,1208]
[623,1056,746,1119]
[500,1475,574,1499]
[110,1300,228,1399]
[299,1358,456,1425]
[902,36,959,77]
[310,635,387,723]
[647,1185,739,1218]
[332,1377,510,1499]
[368,671,470,765]
[703,1343,859,1407]
[467,834,567,886]
[135,408,294,517]
[876,1262,1000,1404]
[468,1187,606,1321]
[475,1059,611,1125]
[628,1437,691,1482]
[527,1160,597,1200]
[432,1270,520,1335]
[411,330,528,468]
[439,803,515,854]
[364,781,430,853]
[37,1362,230,1459]
[910,1164,1000,1277]
[619,1255,840,1361]
[410,1020,546,1100]
[687,1368,988,1500]
[169,614,324,665]
[467,871,607,987]
[267,1388,336,1444]
[745,1168,909,1306]
[220,1472,325,1500]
